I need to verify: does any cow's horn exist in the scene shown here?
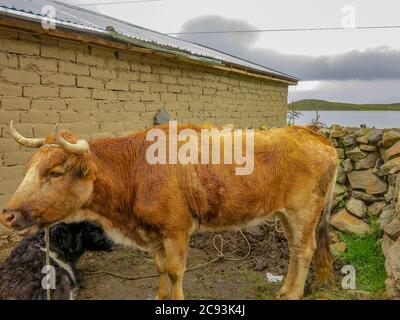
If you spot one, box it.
[58,136,89,154]
[9,120,44,148]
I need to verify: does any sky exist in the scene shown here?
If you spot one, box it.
[60,0,400,104]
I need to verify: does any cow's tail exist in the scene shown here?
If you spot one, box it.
[313,165,337,283]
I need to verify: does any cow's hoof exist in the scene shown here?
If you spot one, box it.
[284,293,303,300]
[276,288,289,300]
[276,287,303,300]
[155,294,169,300]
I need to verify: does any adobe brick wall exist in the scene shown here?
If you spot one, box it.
[0,27,288,231]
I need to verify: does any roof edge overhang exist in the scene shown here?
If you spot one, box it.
[0,8,299,85]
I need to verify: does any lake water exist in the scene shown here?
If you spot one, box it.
[294,111,400,128]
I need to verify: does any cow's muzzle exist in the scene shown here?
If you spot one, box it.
[0,208,36,231]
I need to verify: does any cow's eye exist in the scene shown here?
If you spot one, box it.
[48,170,64,178]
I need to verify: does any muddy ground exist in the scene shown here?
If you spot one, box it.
[0,225,367,300]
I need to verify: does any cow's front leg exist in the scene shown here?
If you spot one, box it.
[163,234,189,300]
[154,247,170,300]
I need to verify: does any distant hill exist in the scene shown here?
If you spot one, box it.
[289,99,400,111]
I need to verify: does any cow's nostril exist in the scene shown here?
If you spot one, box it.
[1,209,32,230]
[4,213,15,223]
[1,209,18,226]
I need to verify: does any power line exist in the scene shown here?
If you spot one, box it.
[76,0,165,7]
[167,25,400,35]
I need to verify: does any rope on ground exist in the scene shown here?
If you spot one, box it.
[264,217,284,234]
[85,230,252,281]
[212,229,251,261]
[44,226,51,301]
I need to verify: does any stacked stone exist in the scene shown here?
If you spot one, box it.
[317,125,400,298]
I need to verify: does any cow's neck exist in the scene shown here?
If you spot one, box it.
[87,135,142,216]
[78,134,160,250]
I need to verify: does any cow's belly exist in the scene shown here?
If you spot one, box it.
[195,208,283,233]
[103,225,163,252]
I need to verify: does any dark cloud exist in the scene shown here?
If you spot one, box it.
[178,15,400,81]
[179,15,261,51]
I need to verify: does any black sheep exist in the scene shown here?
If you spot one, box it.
[0,221,113,300]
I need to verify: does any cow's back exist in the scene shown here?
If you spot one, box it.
[176,125,337,230]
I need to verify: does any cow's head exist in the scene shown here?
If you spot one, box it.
[0,121,97,234]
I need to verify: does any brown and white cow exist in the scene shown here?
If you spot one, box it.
[0,121,337,300]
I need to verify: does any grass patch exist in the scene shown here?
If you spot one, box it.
[239,267,280,300]
[305,287,370,300]
[336,220,387,293]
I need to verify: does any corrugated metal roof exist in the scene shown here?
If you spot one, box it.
[0,0,298,82]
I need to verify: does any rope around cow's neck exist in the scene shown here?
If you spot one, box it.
[44,226,51,301]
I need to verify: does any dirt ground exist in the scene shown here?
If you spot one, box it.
[0,225,365,300]
[76,226,290,300]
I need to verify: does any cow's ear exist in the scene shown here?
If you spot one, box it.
[75,158,97,180]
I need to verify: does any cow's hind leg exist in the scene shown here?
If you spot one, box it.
[279,206,322,300]
[154,247,170,300]
[163,233,189,300]
[276,214,297,299]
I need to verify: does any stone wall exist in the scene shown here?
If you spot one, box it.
[0,27,288,221]
[318,125,400,298]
